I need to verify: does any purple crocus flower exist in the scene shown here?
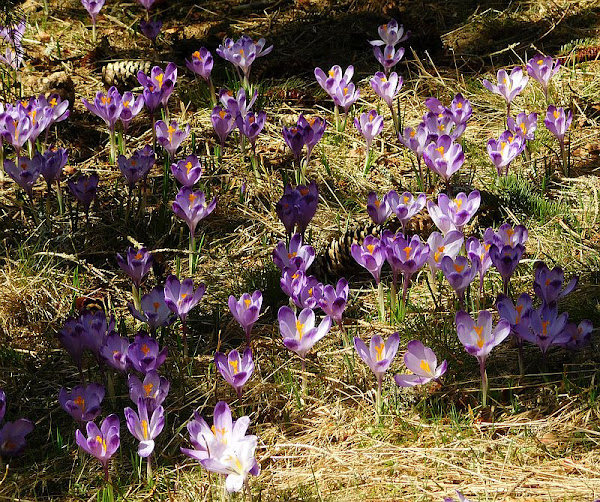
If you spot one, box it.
[496,293,532,345]
[394,340,447,387]
[487,130,525,177]
[215,348,254,398]
[275,182,319,236]
[68,173,98,213]
[272,233,315,272]
[278,306,332,360]
[58,383,105,424]
[333,79,360,114]
[314,65,353,101]
[456,310,510,406]
[373,45,405,71]
[366,190,396,225]
[129,286,175,332]
[426,230,464,274]
[0,419,34,457]
[236,111,266,150]
[211,106,236,149]
[427,191,480,234]
[118,153,147,187]
[164,275,206,324]
[4,155,42,195]
[137,63,177,109]
[40,148,68,185]
[216,35,273,84]
[128,370,169,412]
[398,122,429,175]
[355,109,384,153]
[482,67,529,108]
[523,302,569,354]
[119,92,145,133]
[489,243,525,294]
[422,134,464,184]
[484,223,528,248]
[116,247,153,288]
[386,233,430,303]
[124,398,165,458]
[171,155,202,187]
[186,48,213,81]
[81,0,105,26]
[554,320,593,351]
[294,276,323,310]
[58,318,86,371]
[544,105,572,146]
[75,414,120,480]
[136,0,155,10]
[440,255,479,304]
[354,332,399,381]
[369,19,410,47]
[526,54,560,100]
[394,192,426,233]
[282,123,306,162]
[100,331,130,372]
[466,237,492,296]
[42,93,70,125]
[449,94,472,125]
[156,120,190,158]
[126,331,167,374]
[219,87,257,119]
[533,262,578,304]
[351,235,386,284]
[172,186,217,238]
[370,71,403,109]
[319,278,349,325]
[422,110,465,141]
[180,401,260,493]
[507,112,537,141]
[279,268,307,301]
[229,291,262,345]
[140,19,162,44]
[2,112,32,153]
[81,87,123,133]
[298,115,326,162]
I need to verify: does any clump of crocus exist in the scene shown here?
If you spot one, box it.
[75,414,120,481]
[544,105,573,175]
[482,67,529,117]
[68,172,99,223]
[422,135,464,189]
[278,306,332,391]
[0,389,34,459]
[487,130,525,177]
[441,255,479,307]
[81,0,105,42]
[351,235,387,319]
[59,383,105,425]
[229,291,262,346]
[125,397,165,479]
[116,247,153,311]
[128,370,169,412]
[216,35,273,88]
[215,348,254,399]
[137,63,177,124]
[127,331,167,373]
[423,96,470,139]
[366,190,397,225]
[369,19,409,74]
[275,181,318,236]
[4,155,42,197]
[394,340,447,387]
[129,286,175,334]
[354,333,399,414]
[82,87,123,163]
[186,48,216,106]
[427,191,480,235]
[181,401,261,493]
[273,233,315,273]
[370,71,403,132]
[164,275,206,356]
[172,186,217,273]
[526,54,560,102]
[507,112,537,143]
[398,123,429,185]
[456,310,510,406]
[314,65,358,131]
[355,110,384,174]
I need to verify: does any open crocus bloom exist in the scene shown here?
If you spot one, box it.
[75,414,120,476]
[350,235,386,284]
[215,348,254,398]
[163,275,206,323]
[278,306,332,359]
[526,54,560,99]
[456,310,510,364]
[59,383,105,423]
[124,397,165,458]
[128,370,170,412]
[228,291,262,343]
[353,333,400,380]
[273,233,315,272]
[482,67,529,104]
[394,340,447,387]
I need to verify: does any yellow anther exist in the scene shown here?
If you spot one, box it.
[366,244,375,254]
[403,246,412,259]
[296,320,304,339]
[374,343,385,362]
[74,396,85,409]
[144,383,154,396]
[454,264,464,273]
[244,298,251,307]
[436,146,445,155]
[229,359,239,374]
[420,359,431,373]
[141,344,150,355]
[141,419,148,439]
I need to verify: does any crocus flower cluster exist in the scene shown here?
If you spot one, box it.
[282,114,326,169]
[137,63,177,116]
[275,181,318,236]
[76,414,120,480]
[0,18,25,69]
[181,401,260,493]
[314,65,359,129]
[369,19,410,73]
[216,88,266,154]
[118,146,155,188]
[216,35,273,86]
[0,389,34,458]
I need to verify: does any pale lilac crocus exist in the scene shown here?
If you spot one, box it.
[214,348,254,398]
[75,414,120,481]
[482,67,529,116]
[394,340,447,387]
[81,86,122,160]
[544,105,573,175]
[426,230,464,277]
[128,370,169,412]
[370,19,410,47]
[373,44,405,73]
[351,235,387,320]
[298,115,326,164]
[496,292,533,374]
[366,190,396,225]
[429,191,480,234]
[370,71,403,132]
[171,155,202,187]
[314,65,353,100]
[219,87,257,119]
[527,54,560,101]
[422,110,465,141]
[124,397,165,458]
[507,112,537,142]
[319,278,349,327]
[484,223,528,249]
[155,120,190,158]
[164,275,205,355]
[211,106,236,150]
[334,79,360,115]
[119,91,144,134]
[487,130,525,177]
[228,291,262,345]
[236,110,266,153]
[533,262,578,304]
[216,35,272,86]
[186,48,213,81]
[422,135,464,186]
[441,255,479,306]
[394,192,426,234]
[272,233,315,272]
[355,110,384,173]
[456,310,510,406]
[354,332,399,411]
